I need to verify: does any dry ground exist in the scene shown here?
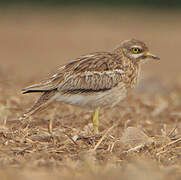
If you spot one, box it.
[0,7,181,179]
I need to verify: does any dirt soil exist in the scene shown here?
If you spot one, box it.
[0,8,181,180]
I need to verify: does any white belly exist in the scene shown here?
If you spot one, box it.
[53,83,127,109]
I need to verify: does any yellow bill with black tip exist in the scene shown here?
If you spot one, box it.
[146,52,160,60]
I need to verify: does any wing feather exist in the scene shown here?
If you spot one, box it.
[58,69,126,93]
[22,52,126,93]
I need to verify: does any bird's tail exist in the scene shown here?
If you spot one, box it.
[23,89,58,117]
[22,89,51,94]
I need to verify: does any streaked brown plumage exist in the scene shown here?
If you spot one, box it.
[22,39,160,133]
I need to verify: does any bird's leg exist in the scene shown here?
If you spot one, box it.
[92,107,100,134]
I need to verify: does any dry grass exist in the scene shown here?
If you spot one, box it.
[1,8,181,179]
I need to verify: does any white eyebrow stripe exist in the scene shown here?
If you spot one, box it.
[131,45,142,49]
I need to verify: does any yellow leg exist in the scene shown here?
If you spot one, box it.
[92,107,100,134]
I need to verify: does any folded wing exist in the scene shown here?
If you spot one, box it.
[22,52,126,94]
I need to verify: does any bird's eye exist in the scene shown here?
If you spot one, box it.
[131,47,142,54]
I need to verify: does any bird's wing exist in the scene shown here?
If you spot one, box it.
[59,52,126,93]
[22,66,65,93]
[22,52,126,94]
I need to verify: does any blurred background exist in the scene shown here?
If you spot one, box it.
[0,0,181,91]
[0,2,181,178]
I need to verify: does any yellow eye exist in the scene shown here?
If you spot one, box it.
[131,47,142,54]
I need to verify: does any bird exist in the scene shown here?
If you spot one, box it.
[22,39,160,134]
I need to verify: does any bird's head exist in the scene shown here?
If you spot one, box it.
[115,39,160,64]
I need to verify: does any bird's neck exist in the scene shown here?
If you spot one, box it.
[126,62,141,88]
[113,51,141,88]
[121,58,141,88]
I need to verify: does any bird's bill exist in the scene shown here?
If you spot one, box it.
[146,52,160,61]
